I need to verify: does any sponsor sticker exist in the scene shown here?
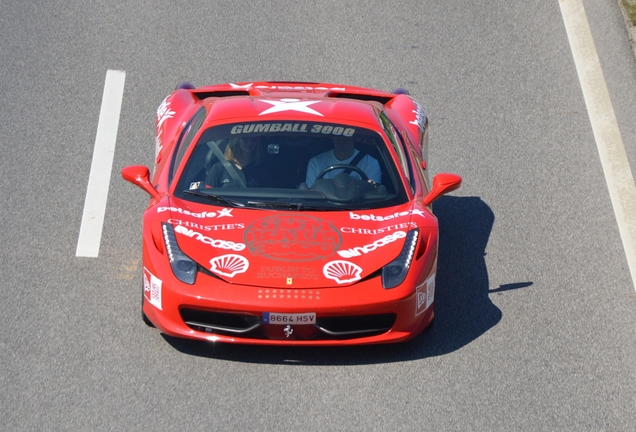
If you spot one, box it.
[337,231,406,258]
[409,103,427,131]
[415,273,435,316]
[257,265,318,280]
[230,122,355,137]
[259,98,323,116]
[231,123,308,134]
[209,254,249,278]
[174,225,245,251]
[156,97,175,129]
[157,206,233,218]
[168,219,244,232]
[340,222,416,235]
[143,267,162,310]
[245,215,341,262]
[349,210,425,221]
[323,260,362,284]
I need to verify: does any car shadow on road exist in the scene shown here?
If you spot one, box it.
[164,196,507,364]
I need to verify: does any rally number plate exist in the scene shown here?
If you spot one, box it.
[262,312,316,325]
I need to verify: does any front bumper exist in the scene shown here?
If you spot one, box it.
[142,264,435,346]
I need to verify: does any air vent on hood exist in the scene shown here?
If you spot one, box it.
[192,90,250,100]
[326,92,393,105]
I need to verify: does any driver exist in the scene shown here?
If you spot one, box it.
[206,136,269,187]
[305,137,381,187]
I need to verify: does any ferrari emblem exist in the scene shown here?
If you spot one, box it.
[286,278,292,285]
[284,325,293,338]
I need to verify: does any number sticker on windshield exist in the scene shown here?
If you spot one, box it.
[310,125,355,136]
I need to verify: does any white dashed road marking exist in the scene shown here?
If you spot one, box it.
[559,0,636,290]
[76,70,126,258]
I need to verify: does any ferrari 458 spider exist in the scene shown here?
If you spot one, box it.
[122,81,461,345]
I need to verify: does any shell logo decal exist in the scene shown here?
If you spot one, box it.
[210,254,249,278]
[323,261,362,284]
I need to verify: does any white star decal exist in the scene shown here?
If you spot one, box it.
[259,98,324,116]
[230,83,253,89]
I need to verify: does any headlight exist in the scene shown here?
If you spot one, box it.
[382,229,419,289]
[162,223,197,284]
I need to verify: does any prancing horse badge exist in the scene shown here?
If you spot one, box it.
[284,325,293,338]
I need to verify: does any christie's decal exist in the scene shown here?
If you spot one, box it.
[143,267,162,310]
[323,260,362,284]
[415,274,435,316]
[174,225,245,251]
[209,254,249,278]
[157,207,233,218]
[337,231,406,258]
[245,215,341,262]
[168,219,244,232]
[349,210,425,221]
[340,222,416,235]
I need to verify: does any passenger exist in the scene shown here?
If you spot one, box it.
[206,137,269,187]
[305,137,381,187]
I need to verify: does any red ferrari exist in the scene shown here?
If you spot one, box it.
[122,81,461,345]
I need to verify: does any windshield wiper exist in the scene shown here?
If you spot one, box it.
[246,200,333,211]
[245,201,335,211]
[246,200,304,210]
[183,190,245,207]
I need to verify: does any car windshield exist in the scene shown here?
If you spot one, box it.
[174,121,409,210]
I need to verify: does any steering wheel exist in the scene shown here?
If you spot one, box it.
[316,164,369,181]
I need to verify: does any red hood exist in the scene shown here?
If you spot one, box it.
[158,198,429,288]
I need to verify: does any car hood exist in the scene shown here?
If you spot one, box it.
[159,198,429,288]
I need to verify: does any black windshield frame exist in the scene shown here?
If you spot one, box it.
[173,121,409,210]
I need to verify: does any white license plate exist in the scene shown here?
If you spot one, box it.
[263,312,316,325]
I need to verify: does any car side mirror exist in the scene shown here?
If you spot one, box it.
[422,173,462,206]
[122,165,161,200]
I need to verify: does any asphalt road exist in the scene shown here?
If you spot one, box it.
[1,0,636,430]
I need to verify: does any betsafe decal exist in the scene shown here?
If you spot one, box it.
[348,210,425,221]
[157,206,233,218]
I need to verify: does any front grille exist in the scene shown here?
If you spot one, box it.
[180,309,396,340]
[180,309,261,335]
[316,314,396,338]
